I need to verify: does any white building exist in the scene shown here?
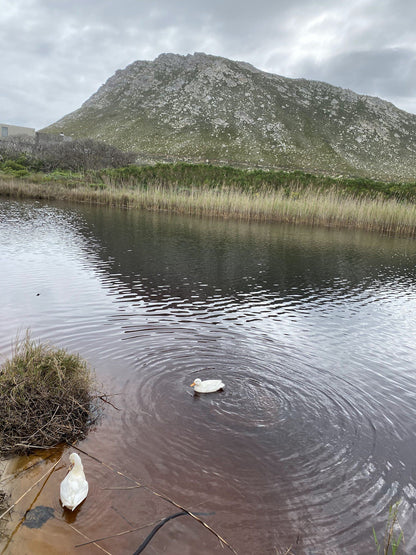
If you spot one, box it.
[0,123,36,139]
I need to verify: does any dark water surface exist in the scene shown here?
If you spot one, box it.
[1,198,416,554]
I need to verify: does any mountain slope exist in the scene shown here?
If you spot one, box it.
[43,52,416,180]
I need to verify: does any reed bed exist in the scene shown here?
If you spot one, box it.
[1,177,416,236]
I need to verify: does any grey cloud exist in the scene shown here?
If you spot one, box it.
[295,48,416,108]
[2,0,416,128]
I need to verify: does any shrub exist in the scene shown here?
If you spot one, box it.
[0,334,102,456]
[0,135,137,172]
[2,159,26,171]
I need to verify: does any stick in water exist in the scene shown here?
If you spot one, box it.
[67,442,238,554]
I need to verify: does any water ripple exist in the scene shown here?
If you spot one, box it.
[2,199,416,553]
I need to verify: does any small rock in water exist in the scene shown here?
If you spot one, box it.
[23,506,54,528]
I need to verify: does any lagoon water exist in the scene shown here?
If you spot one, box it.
[1,198,416,554]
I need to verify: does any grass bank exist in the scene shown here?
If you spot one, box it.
[1,162,416,236]
[0,333,102,457]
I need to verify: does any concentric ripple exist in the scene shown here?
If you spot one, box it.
[111,318,412,551]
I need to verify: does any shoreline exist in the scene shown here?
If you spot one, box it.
[1,177,416,237]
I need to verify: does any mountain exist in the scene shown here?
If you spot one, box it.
[43,52,416,180]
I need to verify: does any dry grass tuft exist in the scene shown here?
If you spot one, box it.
[0,333,102,456]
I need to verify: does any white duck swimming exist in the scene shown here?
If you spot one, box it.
[60,453,89,511]
[190,378,224,393]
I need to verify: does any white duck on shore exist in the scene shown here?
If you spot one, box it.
[190,378,225,393]
[60,453,89,511]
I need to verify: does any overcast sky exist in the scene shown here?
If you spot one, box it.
[2,0,416,129]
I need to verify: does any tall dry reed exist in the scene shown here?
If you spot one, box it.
[1,178,416,236]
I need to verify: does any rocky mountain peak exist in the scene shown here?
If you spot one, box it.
[43,53,416,180]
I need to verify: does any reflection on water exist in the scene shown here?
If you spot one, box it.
[1,199,416,554]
